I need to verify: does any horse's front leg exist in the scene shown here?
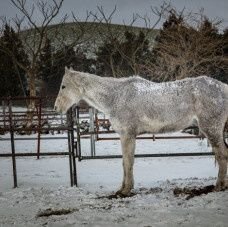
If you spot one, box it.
[116,134,136,197]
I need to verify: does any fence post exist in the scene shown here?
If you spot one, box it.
[37,97,42,159]
[67,110,73,187]
[95,110,99,141]
[70,107,77,186]
[8,98,18,188]
[89,107,96,157]
[60,113,64,134]
[153,134,155,141]
[76,106,82,161]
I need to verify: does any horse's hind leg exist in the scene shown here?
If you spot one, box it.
[199,121,228,190]
[211,138,227,190]
[214,146,228,190]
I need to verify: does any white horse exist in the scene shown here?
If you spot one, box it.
[55,67,228,197]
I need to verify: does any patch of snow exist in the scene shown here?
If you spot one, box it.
[0,176,227,226]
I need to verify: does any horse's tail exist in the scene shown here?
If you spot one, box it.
[223,83,228,148]
[224,121,228,149]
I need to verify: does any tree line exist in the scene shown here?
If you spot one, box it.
[0,0,227,99]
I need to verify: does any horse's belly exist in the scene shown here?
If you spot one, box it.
[139,115,194,134]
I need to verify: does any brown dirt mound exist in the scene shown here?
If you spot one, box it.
[173,185,216,200]
[36,208,76,217]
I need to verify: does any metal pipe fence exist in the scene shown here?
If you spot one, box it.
[0,96,214,189]
[0,96,77,188]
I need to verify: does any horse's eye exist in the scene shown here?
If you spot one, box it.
[62,85,66,89]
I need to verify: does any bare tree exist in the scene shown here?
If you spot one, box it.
[143,10,227,81]
[0,0,97,128]
[0,0,66,112]
[91,3,171,78]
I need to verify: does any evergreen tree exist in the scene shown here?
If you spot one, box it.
[213,28,228,84]
[96,37,120,77]
[42,44,95,95]
[96,31,151,78]
[37,38,52,83]
[150,13,185,81]
[223,28,228,56]
[0,24,29,97]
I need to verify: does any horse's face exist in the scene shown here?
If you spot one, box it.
[54,68,83,114]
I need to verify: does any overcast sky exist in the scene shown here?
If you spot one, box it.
[0,0,227,30]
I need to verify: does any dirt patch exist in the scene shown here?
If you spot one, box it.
[138,187,163,194]
[97,185,224,200]
[97,187,163,200]
[173,185,216,200]
[36,208,77,217]
[97,192,136,200]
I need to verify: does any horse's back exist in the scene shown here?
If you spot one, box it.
[111,76,228,134]
[111,76,196,133]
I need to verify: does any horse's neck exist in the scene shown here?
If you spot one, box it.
[82,76,117,114]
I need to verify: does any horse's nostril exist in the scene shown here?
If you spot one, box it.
[54,106,57,111]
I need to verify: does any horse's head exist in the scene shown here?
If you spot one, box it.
[54,67,84,114]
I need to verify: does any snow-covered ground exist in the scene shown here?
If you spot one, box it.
[1,129,228,226]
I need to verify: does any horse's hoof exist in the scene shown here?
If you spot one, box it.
[107,190,135,199]
[108,191,127,199]
[215,182,228,191]
[116,190,136,198]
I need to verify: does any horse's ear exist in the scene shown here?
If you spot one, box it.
[69,66,73,71]
[65,66,69,73]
